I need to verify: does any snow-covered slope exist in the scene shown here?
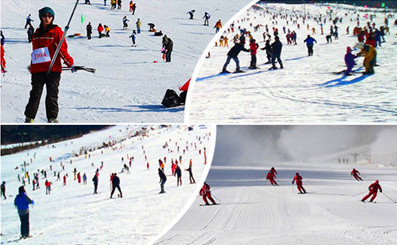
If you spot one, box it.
[1,0,252,123]
[188,2,397,123]
[156,161,397,245]
[1,125,214,244]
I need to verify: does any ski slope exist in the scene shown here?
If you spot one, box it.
[156,162,397,245]
[1,125,214,244]
[188,2,397,123]
[0,0,252,123]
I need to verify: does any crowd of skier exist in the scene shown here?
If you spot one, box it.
[2,127,211,239]
[213,4,396,75]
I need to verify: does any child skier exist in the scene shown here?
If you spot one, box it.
[248,39,259,69]
[344,46,357,75]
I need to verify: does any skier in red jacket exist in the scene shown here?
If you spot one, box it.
[266,171,278,186]
[0,44,6,73]
[270,167,278,175]
[361,180,382,202]
[248,38,259,69]
[200,182,216,205]
[292,172,306,194]
[24,7,74,123]
[351,168,362,181]
[77,172,81,183]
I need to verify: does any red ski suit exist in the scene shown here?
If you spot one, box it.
[351,169,362,181]
[266,172,278,185]
[362,181,382,202]
[292,174,306,193]
[0,44,5,71]
[200,184,216,204]
[30,25,73,74]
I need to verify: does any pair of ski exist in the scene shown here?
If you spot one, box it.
[199,203,219,206]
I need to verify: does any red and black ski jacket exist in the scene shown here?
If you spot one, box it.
[30,24,73,74]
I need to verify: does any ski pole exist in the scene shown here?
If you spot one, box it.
[47,0,80,75]
[351,191,366,197]
[381,192,397,203]
[211,193,221,203]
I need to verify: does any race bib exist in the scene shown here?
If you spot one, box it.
[31,47,51,64]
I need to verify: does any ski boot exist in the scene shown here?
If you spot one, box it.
[220,68,231,74]
[25,117,34,123]
[48,118,59,123]
[268,66,278,70]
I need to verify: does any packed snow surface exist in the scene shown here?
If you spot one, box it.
[1,125,213,244]
[1,0,251,123]
[156,161,397,245]
[188,2,397,123]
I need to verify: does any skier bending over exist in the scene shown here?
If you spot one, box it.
[266,171,278,185]
[361,180,382,202]
[221,37,249,73]
[24,7,74,123]
[356,43,377,75]
[14,186,34,239]
[292,172,306,194]
[200,182,217,205]
[187,10,195,19]
[351,168,362,181]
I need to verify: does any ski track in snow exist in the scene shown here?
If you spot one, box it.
[189,3,397,123]
[1,0,252,123]
[156,163,397,245]
[1,125,213,244]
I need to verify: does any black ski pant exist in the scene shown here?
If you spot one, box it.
[272,54,283,68]
[87,32,91,40]
[94,183,98,194]
[1,190,6,199]
[160,179,166,192]
[307,44,314,56]
[223,55,240,71]
[24,72,61,120]
[165,51,172,62]
[110,185,122,197]
[19,213,30,237]
[250,54,257,68]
